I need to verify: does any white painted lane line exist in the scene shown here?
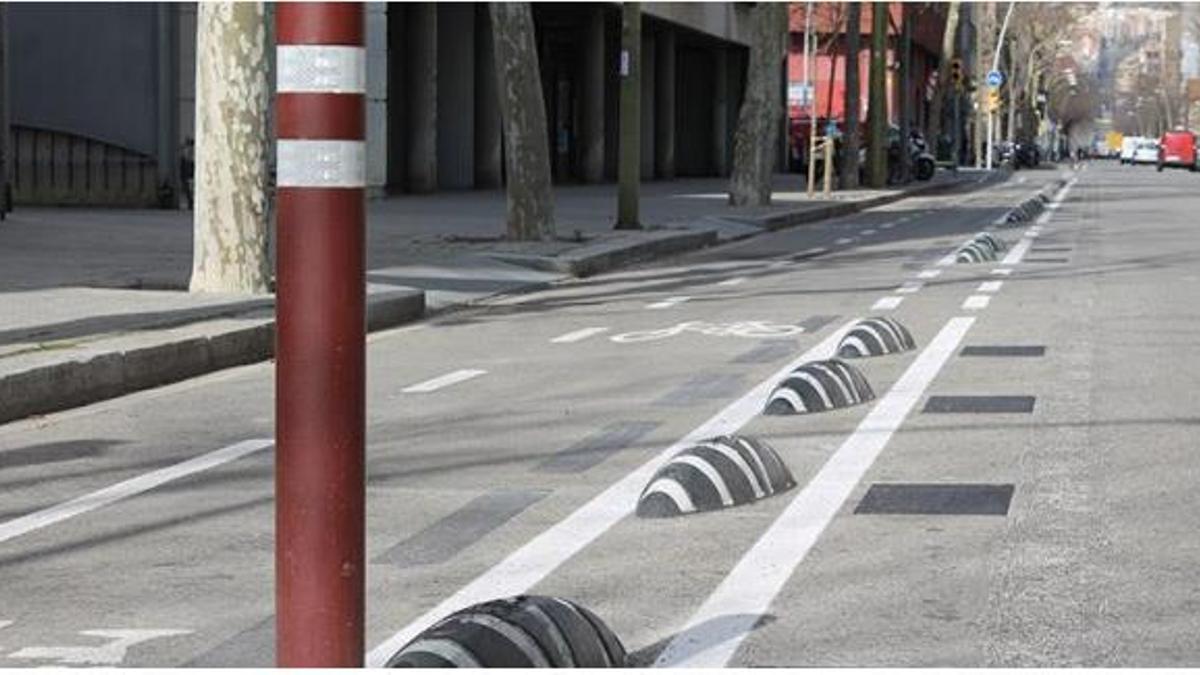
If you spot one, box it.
[991,268,1014,276]
[861,229,877,236]
[871,296,904,310]
[935,251,959,266]
[1000,237,1033,266]
[880,222,895,230]
[655,317,976,667]
[551,327,609,344]
[647,296,690,309]
[917,268,942,280]
[767,260,789,269]
[895,281,923,294]
[977,280,1004,293]
[962,295,991,310]
[716,277,748,287]
[366,320,861,666]
[402,369,487,393]
[0,439,272,545]
[835,237,854,245]
[9,629,194,666]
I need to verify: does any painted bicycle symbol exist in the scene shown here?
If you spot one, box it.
[610,321,803,343]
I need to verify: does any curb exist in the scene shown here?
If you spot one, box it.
[0,289,424,425]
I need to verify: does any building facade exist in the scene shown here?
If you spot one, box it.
[6,2,753,207]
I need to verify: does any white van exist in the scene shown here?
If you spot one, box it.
[1132,138,1160,165]
[1120,136,1142,164]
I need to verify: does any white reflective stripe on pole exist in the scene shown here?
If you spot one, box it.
[277,140,367,188]
[277,45,367,94]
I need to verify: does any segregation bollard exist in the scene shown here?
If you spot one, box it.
[275,3,366,667]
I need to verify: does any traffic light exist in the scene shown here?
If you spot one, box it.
[950,59,964,90]
[988,88,1002,113]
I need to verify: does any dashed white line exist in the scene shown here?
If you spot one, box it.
[861,229,877,236]
[835,237,854,245]
[655,317,976,667]
[365,320,861,666]
[0,439,273,545]
[962,295,991,310]
[871,296,904,310]
[880,222,896,230]
[935,251,959,266]
[991,268,1014,276]
[402,369,487,393]
[647,296,691,309]
[917,268,943,279]
[895,281,923,294]
[716,277,748,287]
[977,280,1004,293]
[551,327,609,344]
[1001,237,1034,265]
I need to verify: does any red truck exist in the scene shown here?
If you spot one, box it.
[1157,130,1198,172]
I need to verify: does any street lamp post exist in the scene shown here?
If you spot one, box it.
[986,0,1016,170]
[275,3,367,667]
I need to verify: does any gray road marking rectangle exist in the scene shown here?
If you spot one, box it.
[1022,257,1070,263]
[854,483,1015,515]
[960,345,1046,357]
[534,421,661,474]
[797,314,840,333]
[654,373,745,407]
[922,395,1036,413]
[376,490,548,567]
[1031,246,1072,252]
[731,340,798,364]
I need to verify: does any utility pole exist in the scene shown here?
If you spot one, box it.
[986,0,1015,170]
[616,2,641,229]
[867,2,888,188]
[275,3,366,667]
[899,4,912,183]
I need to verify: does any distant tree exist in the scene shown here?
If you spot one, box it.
[927,2,961,161]
[490,3,556,241]
[866,2,888,188]
[729,1,787,206]
[189,2,270,294]
[841,2,863,189]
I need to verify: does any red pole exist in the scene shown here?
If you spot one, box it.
[275,3,366,667]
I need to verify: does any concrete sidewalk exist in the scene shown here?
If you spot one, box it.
[0,170,993,424]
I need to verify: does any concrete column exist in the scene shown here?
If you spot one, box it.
[405,3,437,193]
[639,28,656,179]
[712,45,729,177]
[474,5,502,188]
[654,27,675,179]
[580,6,606,183]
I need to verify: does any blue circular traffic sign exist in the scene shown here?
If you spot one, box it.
[986,70,1005,88]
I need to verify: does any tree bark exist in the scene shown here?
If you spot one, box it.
[840,2,862,190]
[866,2,888,188]
[616,2,642,229]
[728,1,786,207]
[927,2,960,159]
[189,2,271,295]
[490,2,555,240]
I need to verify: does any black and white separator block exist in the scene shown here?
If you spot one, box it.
[973,232,1007,253]
[955,239,998,263]
[837,316,917,358]
[385,595,626,668]
[764,358,875,415]
[636,435,796,518]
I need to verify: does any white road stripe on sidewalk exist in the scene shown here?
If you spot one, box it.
[0,439,273,545]
[365,319,860,667]
[550,327,609,344]
[654,317,975,667]
[962,295,991,310]
[977,280,1004,293]
[871,296,904,310]
[716,277,748,287]
[402,369,487,393]
[917,268,942,280]
[647,296,690,309]
[896,281,923,294]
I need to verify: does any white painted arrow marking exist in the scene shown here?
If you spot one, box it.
[8,629,192,666]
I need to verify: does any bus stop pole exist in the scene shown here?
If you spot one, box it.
[275,3,366,667]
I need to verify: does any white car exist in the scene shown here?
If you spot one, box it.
[1131,139,1159,165]
[1120,136,1143,164]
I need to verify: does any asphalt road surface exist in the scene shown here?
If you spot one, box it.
[2,163,1198,667]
